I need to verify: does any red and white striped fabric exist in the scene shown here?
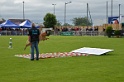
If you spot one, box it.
[15,52,89,59]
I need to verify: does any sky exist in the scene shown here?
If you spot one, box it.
[0,0,124,25]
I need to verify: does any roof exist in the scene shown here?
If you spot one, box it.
[1,19,19,28]
[9,19,31,25]
[0,18,5,24]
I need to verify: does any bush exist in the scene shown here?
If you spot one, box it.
[114,30,121,38]
[106,26,113,38]
[114,30,120,35]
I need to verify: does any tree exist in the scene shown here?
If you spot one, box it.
[56,20,62,26]
[72,17,92,26]
[43,13,57,29]
[63,23,71,26]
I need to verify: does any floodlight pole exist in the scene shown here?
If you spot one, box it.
[64,1,71,25]
[52,4,56,15]
[111,0,113,17]
[23,1,25,20]
[87,3,89,28]
[119,4,121,23]
[106,1,108,24]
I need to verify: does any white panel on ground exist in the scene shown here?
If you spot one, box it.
[71,47,113,55]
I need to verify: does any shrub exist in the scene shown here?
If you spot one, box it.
[114,30,121,38]
[106,26,113,38]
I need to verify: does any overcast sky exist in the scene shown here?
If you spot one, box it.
[0,0,124,25]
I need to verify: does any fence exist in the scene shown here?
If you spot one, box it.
[1,30,124,36]
[53,30,105,36]
[0,30,28,35]
[0,30,105,36]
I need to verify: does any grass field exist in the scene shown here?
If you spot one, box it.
[0,35,124,82]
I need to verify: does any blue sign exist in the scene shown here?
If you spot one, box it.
[108,16,119,24]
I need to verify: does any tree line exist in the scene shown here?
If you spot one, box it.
[43,13,92,29]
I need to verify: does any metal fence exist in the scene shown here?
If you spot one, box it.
[53,31,106,36]
[0,30,28,35]
[1,30,124,37]
[0,30,106,36]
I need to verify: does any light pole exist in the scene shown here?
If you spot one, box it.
[106,1,108,24]
[52,4,56,15]
[64,1,71,25]
[87,3,89,28]
[23,1,25,20]
[119,4,121,23]
[111,0,113,17]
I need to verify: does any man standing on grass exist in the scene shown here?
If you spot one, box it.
[28,23,40,61]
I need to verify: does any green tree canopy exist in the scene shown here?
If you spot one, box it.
[56,20,62,26]
[63,23,71,26]
[72,17,92,26]
[43,13,57,29]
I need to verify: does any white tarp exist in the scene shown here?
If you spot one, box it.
[71,47,113,55]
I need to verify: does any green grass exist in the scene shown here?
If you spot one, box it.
[0,35,124,82]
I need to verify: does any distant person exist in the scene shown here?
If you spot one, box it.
[28,23,40,61]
